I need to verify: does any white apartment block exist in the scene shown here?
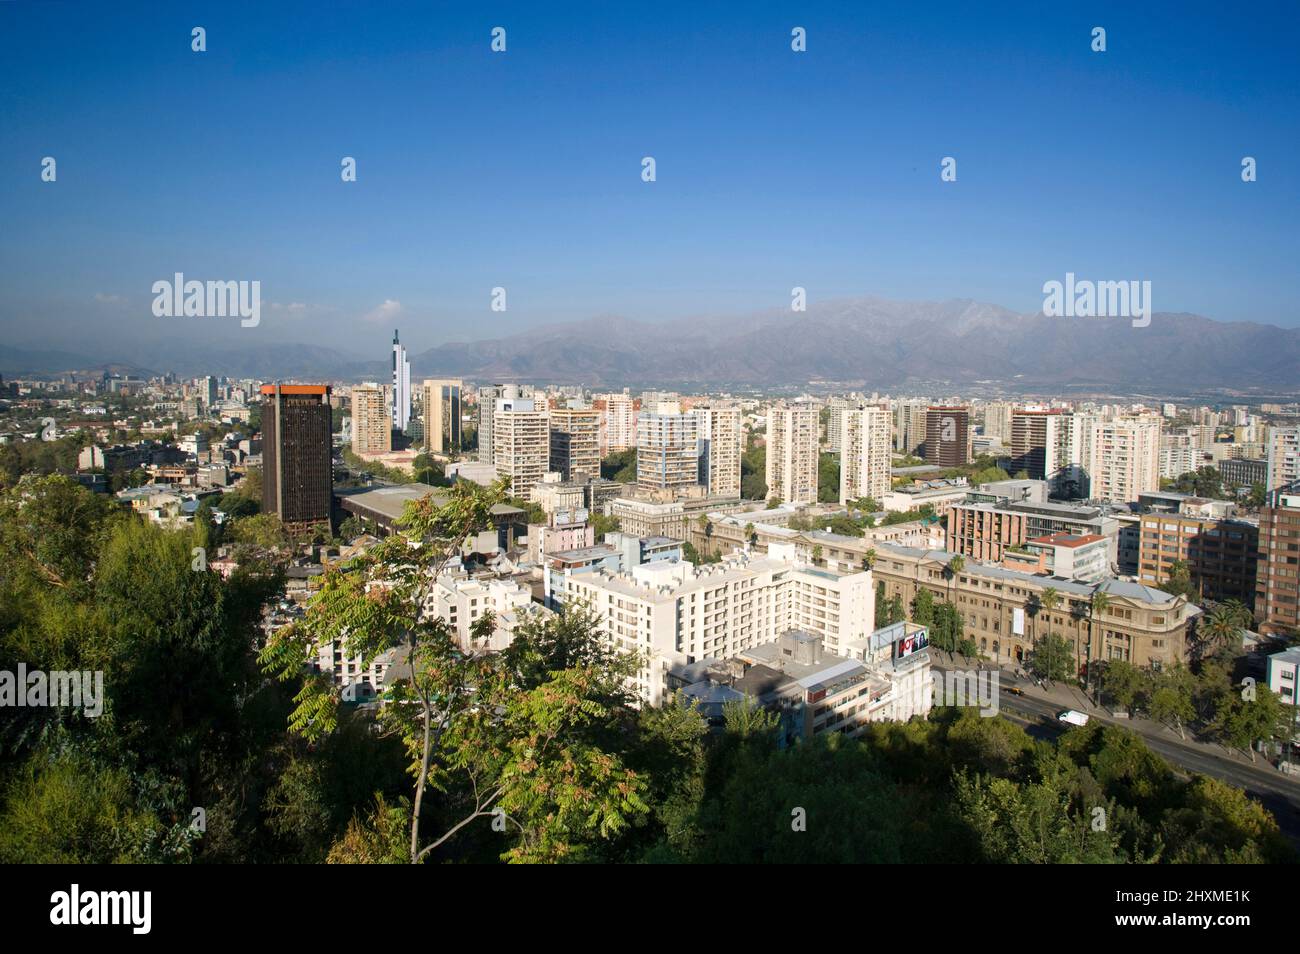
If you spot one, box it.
[693,403,743,499]
[429,575,544,653]
[351,384,392,455]
[824,396,858,452]
[766,403,819,505]
[839,404,891,505]
[1268,426,1300,491]
[493,399,550,498]
[549,406,601,481]
[560,545,874,706]
[1083,414,1162,504]
[595,391,638,453]
[637,402,700,492]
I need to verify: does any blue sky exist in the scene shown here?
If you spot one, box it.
[1,0,1297,360]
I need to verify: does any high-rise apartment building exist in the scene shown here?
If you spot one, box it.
[693,404,743,499]
[391,330,411,432]
[982,401,1015,445]
[261,384,333,528]
[924,406,971,467]
[824,396,857,452]
[1267,426,1300,491]
[1083,414,1161,504]
[637,402,700,492]
[594,391,639,453]
[766,403,820,505]
[350,383,391,455]
[893,400,928,455]
[839,404,891,505]
[1009,408,1086,494]
[549,406,601,481]
[421,378,462,455]
[1257,482,1300,636]
[477,384,504,465]
[493,396,549,498]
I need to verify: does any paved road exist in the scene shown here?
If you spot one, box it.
[977,673,1300,843]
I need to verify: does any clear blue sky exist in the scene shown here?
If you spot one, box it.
[2,0,1297,359]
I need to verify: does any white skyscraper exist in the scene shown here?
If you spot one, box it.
[391,330,411,432]
[839,404,891,505]
[766,403,820,505]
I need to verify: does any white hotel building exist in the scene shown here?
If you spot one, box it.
[559,542,874,706]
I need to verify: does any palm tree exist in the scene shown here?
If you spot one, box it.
[862,547,878,571]
[744,522,756,546]
[1087,589,1110,699]
[946,554,965,603]
[1024,592,1042,671]
[1199,601,1249,657]
[1040,587,1060,684]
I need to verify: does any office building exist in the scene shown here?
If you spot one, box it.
[766,403,819,504]
[947,498,1118,565]
[261,384,333,528]
[1219,457,1268,489]
[1138,512,1258,607]
[351,384,391,455]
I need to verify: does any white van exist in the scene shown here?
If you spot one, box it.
[1057,710,1089,727]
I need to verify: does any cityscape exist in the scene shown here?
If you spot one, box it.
[0,0,1297,913]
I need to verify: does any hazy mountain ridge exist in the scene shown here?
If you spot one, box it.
[4,298,1297,394]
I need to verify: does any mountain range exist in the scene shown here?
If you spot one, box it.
[4,298,1297,396]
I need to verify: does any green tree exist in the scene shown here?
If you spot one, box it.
[260,479,649,863]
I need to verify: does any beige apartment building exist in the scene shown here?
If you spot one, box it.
[493,403,550,498]
[421,378,462,456]
[766,403,819,505]
[594,391,639,453]
[839,404,891,504]
[1083,414,1162,504]
[548,406,601,481]
[693,403,743,499]
[350,384,391,455]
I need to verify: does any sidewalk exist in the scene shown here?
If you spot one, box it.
[929,649,1295,780]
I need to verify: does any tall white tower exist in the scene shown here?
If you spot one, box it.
[391,329,411,432]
